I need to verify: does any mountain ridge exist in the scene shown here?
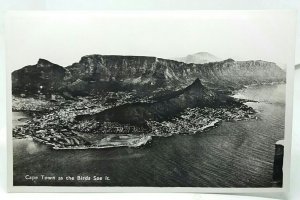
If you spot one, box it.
[11,54,286,96]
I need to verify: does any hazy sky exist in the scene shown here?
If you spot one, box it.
[6,11,296,71]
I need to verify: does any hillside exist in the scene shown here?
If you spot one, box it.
[75,78,241,125]
[12,59,68,95]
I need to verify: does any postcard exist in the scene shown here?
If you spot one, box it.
[6,11,296,197]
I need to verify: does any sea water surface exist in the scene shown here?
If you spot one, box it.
[13,84,285,187]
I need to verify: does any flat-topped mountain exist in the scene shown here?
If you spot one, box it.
[174,52,221,64]
[11,54,286,96]
[75,78,239,125]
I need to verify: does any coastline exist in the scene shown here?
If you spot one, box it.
[14,117,222,150]
[12,105,256,150]
[13,115,224,150]
[11,83,268,150]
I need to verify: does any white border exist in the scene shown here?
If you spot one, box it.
[5,10,297,198]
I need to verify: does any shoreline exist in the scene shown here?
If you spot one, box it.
[14,117,223,150]
[12,103,255,149]
[54,118,221,150]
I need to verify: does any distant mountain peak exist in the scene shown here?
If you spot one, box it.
[223,58,235,62]
[174,52,221,64]
[194,52,213,55]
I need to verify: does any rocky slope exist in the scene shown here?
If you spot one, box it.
[11,55,286,95]
[174,52,221,64]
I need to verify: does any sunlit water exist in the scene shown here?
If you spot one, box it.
[13,84,285,187]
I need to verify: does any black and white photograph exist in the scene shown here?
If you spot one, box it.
[6,11,296,192]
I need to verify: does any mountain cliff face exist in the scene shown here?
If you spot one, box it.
[67,55,285,92]
[175,52,221,64]
[66,55,183,87]
[11,54,286,95]
[65,55,285,91]
[75,78,239,125]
